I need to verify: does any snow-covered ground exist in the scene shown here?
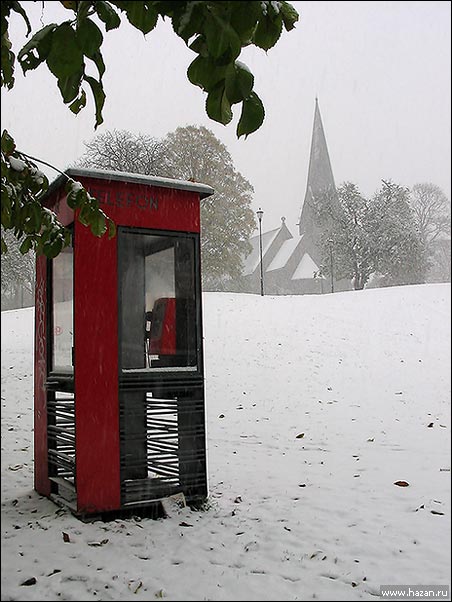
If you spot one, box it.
[1,284,451,601]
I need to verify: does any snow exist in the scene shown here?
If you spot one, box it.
[8,157,27,172]
[69,180,84,192]
[1,284,451,601]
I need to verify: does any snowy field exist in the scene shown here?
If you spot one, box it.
[1,284,451,601]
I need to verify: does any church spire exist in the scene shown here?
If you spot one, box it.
[298,99,336,237]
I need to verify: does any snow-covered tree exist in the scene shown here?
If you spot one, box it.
[310,180,428,289]
[366,181,427,287]
[310,183,374,290]
[1,228,35,308]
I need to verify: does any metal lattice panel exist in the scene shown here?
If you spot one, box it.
[47,391,76,503]
[119,389,207,507]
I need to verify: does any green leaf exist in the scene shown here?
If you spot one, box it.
[225,61,254,105]
[230,1,261,44]
[122,2,158,34]
[57,69,83,103]
[1,130,16,156]
[21,203,41,234]
[95,1,121,31]
[206,81,232,125]
[19,236,33,254]
[78,203,92,226]
[89,212,107,237]
[253,11,283,50]
[46,23,84,79]
[237,92,265,138]
[69,89,87,114]
[75,0,92,21]
[171,2,205,43]
[108,218,116,239]
[44,235,64,259]
[1,45,15,89]
[66,181,86,208]
[280,2,300,31]
[187,55,226,91]
[18,23,57,73]
[1,187,13,227]
[189,35,208,57]
[204,10,241,62]
[90,50,106,79]
[84,75,106,128]
[76,18,103,58]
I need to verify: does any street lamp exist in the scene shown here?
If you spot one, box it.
[328,238,334,293]
[256,208,264,296]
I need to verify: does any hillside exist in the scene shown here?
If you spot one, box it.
[1,284,451,601]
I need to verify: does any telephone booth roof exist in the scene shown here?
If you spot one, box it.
[43,168,214,233]
[45,167,214,201]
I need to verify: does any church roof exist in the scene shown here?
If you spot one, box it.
[242,227,280,275]
[266,236,300,271]
[291,252,320,280]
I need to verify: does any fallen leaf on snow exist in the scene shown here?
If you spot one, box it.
[394,480,410,487]
[128,580,142,594]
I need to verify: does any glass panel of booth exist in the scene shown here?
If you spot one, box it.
[119,229,199,373]
[52,244,74,372]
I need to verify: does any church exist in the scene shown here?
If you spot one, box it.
[234,99,351,295]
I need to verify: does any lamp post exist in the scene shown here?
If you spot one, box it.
[256,208,264,296]
[328,238,334,293]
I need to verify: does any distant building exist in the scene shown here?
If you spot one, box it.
[233,99,351,295]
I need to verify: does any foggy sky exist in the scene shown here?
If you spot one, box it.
[1,1,450,234]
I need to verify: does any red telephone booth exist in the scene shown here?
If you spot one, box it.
[34,168,213,517]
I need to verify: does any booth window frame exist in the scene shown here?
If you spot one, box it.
[47,226,75,384]
[117,225,204,385]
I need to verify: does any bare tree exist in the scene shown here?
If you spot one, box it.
[409,183,451,282]
[410,183,451,246]
[78,130,167,175]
